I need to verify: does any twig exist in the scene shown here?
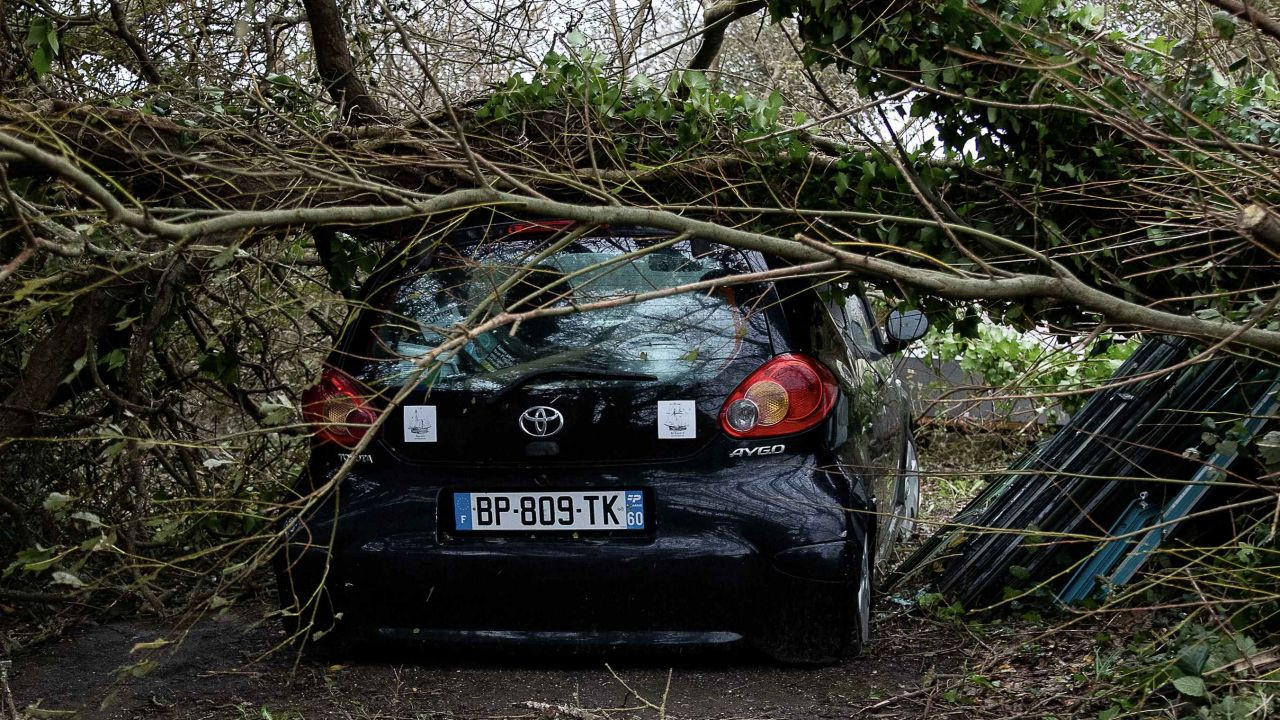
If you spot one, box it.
[0,659,19,720]
[376,0,489,188]
[605,664,669,717]
[522,701,608,720]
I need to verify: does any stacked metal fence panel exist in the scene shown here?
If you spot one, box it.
[890,336,1278,608]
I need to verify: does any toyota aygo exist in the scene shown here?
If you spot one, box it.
[277,213,928,662]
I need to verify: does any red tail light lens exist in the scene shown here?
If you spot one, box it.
[301,368,378,447]
[719,354,838,438]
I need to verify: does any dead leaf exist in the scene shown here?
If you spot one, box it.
[130,638,172,654]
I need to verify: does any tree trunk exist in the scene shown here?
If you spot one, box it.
[301,0,388,124]
[0,283,133,445]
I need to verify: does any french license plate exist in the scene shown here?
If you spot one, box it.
[452,490,646,532]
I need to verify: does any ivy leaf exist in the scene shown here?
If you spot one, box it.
[919,57,940,88]
[1211,12,1237,41]
[50,570,85,588]
[1171,675,1206,698]
[833,172,850,195]
[683,70,709,91]
[25,16,58,77]
[25,17,52,48]
[31,44,51,76]
[43,492,74,512]
[1258,431,1280,469]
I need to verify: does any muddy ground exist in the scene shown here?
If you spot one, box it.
[8,602,972,720]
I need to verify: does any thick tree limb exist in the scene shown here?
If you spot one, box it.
[301,0,388,124]
[3,122,1277,353]
[1202,0,1280,46]
[1241,203,1280,250]
[2,103,1275,352]
[686,1,766,72]
[615,0,653,79]
[0,282,133,441]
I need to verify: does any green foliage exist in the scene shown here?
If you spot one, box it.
[763,0,1278,328]
[917,591,966,620]
[771,0,1279,169]
[476,46,800,164]
[922,321,1138,414]
[324,231,381,295]
[25,16,58,78]
[1084,520,1280,717]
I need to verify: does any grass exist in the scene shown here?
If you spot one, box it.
[915,426,1035,529]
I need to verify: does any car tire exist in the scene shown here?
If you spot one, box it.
[765,532,871,665]
[851,528,873,656]
[896,437,921,540]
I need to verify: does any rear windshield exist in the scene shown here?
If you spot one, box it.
[362,236,772,389]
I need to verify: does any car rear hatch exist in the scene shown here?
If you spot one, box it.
[349,230,777,466]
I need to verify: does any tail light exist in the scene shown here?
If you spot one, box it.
[719,354,838,438]
[302,367,378,447]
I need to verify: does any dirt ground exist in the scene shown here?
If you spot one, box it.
[6,432,1052,720]
[6,603,968,719]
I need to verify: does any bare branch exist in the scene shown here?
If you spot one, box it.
[108,0,163,85]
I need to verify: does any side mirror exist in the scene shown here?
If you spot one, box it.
[883,309,929,353]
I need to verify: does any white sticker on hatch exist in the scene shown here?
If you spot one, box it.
[657,400,696,439]
[403,405,438,443]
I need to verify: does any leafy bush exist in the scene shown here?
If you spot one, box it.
[921,320,1139,416]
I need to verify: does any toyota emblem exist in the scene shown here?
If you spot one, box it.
[519,406,564,437]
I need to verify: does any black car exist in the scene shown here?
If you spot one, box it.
[277,214,928,663]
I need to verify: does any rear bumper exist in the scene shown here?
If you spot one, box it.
[276,452,865,659]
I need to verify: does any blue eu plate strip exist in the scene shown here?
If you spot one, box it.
[454,492,473,530]
[625,491,645,530]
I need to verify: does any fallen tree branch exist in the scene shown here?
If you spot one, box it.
[3,127,1278,354]
[1241,203,1280,251]
[1201,0,1280,46]
[0,589,73,603]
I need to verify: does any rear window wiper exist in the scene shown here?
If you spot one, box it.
[488,366,658,404]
